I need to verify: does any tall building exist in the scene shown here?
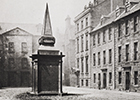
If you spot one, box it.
[75,0,111,87]
[90,5,116,90]
[114,0,140,92]
[90,0,140,92]
[0,23,41,87]
[63,16,76,86]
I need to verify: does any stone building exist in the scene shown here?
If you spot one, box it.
[75,0,111,87]
[0,23,41,87]
[89,11,116,89]
[63,16,76,86]
[114,0,140,92]
[90,0,140,92]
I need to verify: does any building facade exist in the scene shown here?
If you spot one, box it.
[63,16,76,86]
[90,13,115,89]
[90,0,140,92]
[114,0,140,92]
[75,0,111,87]
[0,23,41,87]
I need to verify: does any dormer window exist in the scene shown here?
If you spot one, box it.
[116,6,125,17]
[116,10,120,17]
[125,2,130,12]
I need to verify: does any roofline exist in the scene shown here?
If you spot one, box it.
[90,2,140,34]
[2,27,33,36]
[74,8,91,22]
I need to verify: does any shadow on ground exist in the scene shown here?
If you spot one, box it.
[15,92,84,100]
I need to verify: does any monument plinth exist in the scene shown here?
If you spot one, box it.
[30,3,64,95]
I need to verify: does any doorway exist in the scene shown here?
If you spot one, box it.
[103,73,107,89]
[125,72,130,90]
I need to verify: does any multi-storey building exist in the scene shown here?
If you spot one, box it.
[114,0,140,92]
[90,11,116,89]
[0,23,41,87]
[90,0,140,92]
[75,0,111,87]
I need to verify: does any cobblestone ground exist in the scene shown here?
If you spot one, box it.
[0,86,140,100]
[0,87,31,100]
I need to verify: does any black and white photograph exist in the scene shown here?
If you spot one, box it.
[0,0,140,100]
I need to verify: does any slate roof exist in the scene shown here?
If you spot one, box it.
[91,1,140,33]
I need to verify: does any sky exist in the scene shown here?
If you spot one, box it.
[0,0,92,34]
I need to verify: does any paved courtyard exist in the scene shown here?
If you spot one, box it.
[0,86,140,100]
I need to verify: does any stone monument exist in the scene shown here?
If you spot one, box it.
[30,3,64,95]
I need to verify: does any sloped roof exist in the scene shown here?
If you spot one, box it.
[91,10,116,32]
[2,27,33,36]
[115,1,140,21]
[0,22,43,35]
[91,1,140,33]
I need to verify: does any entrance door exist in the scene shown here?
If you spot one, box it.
[125,72,130,90]
[103,73,107,89]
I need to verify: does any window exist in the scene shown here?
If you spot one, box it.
[118,72,122,84]
[118,23,122,37]
[86,56,88,73]
[98,52,100,65]
[86,80,88,86]
[126,44,129,61]
[98,73,100,80]
[94,74,96,83]
[22,42,27,53]
[109,27,112,40]
[77,58,79,68]
[77,23,79,31]
[77,38,79,53]
[21,58,28,69]
[81,57,84,73]
[81,80,84,86]
[118,46,122,62]
[86,17,88,27]
[125,20,129,35]
[81,36,84,52]
[103,30,106,43]
[134,71,138,85]
[8,58,14,69]
[8,42,14,53]
[134,16,139,32]
[93,34,95,46]
[103,51,106,65]
[109,72,112,84]
[98,32,100,44]
[93,53,96,66]
[86,34,88,50]
[81,20,83,29]
[109,49,112,64]
[134,42,138,60]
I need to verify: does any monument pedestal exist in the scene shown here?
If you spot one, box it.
[30,46,64,95]
[30,3,65,95]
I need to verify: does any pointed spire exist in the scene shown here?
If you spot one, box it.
[39,3,55,46]
[42,3,52,35]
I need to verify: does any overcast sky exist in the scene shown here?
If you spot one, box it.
[0,0,92,33]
